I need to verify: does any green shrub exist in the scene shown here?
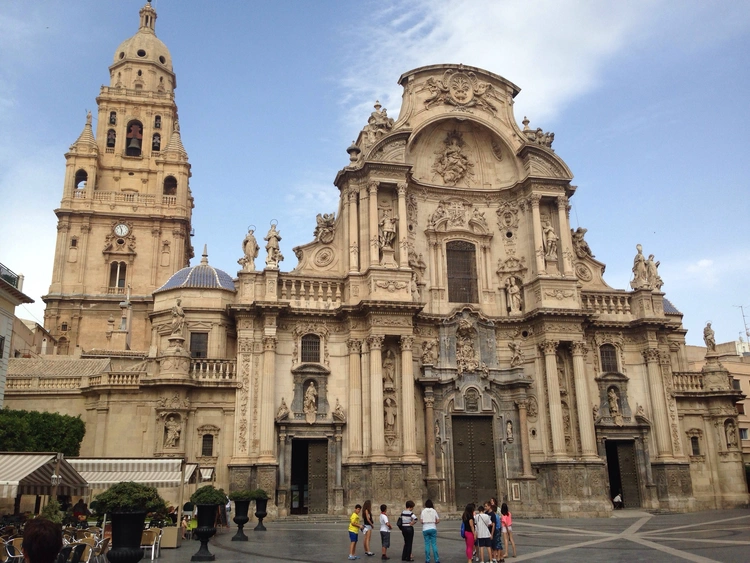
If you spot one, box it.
[40,499,63,524]
[228,490,253,501]
[0,409,85,455]
[249,488,269,500]
[190,485,227,505]
[95,482,167,514]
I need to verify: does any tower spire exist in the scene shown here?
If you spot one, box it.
[139,1,157,33]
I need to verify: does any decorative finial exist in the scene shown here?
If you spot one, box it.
[522,116,530,131]
[200,244,208,265]
[374,100,382,112]
[86,111,92,126]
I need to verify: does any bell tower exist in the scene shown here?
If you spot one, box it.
[44,1,194,353]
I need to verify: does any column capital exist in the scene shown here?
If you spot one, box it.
[400,335,414,351]
[556,195,568,209]
[263,336,277,351]
[424,396,435,408]
[348,188,359,202]
[367,334,384,350]
[642,348,661,363]
[528,193,542,207]
[346,338,362,354]
[539,340,559,355]
[397,182,408,196]
[571,341,588,357]
[368,181,379,195]
[515,399,529,411]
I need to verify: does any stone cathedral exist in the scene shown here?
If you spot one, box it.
[7,2,748,517]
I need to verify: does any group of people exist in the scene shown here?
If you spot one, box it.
[348,499,516,563]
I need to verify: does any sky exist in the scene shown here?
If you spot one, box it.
[1,0,749,346]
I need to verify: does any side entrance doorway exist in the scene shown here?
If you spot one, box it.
[605,439,641,508]
[453,416,498,509]
[290,439,328,514]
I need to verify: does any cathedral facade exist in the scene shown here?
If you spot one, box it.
[6,3,748,517]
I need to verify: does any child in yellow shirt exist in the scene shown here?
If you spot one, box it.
[349,504,364,560]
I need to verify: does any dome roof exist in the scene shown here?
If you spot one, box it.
[112,2,173,72]
[155,246,235,293]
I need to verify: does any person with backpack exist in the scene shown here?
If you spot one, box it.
[485,501,504,563]
[474,503,494,563]
[398,500,417,561]
[460,503,476,563]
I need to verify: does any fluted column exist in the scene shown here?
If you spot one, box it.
[259,336,277,461]
[397,183,409,268]
[515,400,533,476]
[348,189,359,273]
[556,196,574,276]
[361,339,372,457]
[400,335,418,460]
[529,194,546,275]
[368,182,379,268]
[359,184,371,269]
[424,388,437,479]
[571,342,598,459]
[369,335,386,460]
[540,340,566,457]
[347,339,363,459]
[643,349,672,459]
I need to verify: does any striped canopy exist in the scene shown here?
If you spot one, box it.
[0,453,88,498]
[68,458,186,489]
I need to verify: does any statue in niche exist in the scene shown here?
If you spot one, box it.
[505,277,523,314]
[384,397,397,431]
[630,244,648,289]
[333,398,346,422]
[646,254,663,290]
[275,397,290,422]
[506,420,514,443]
[508,341,524,367]
[303,381,317,424]
[170,299,185,336]
[703,322,716,352]
[164,415,181,448]
[542,220,558,258]
[432,131,474,186]
[429,203,448,227]
[456,319,480,375]
[314,213,336,244]
[378,209,397,250]
[464,388,479,412]
[421,339,438,365]
[726,422,737,447]
[264,223,284,268]
[382,350,396,389]
[239,227,259,271]
[608,388,620,415]
[411,273,420,302]
[592,404,599,420]
[571,227,594,258]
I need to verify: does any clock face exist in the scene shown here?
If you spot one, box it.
[114,223,129,237]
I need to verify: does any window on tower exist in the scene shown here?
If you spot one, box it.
[107,129,116,148]
[163,176,177,195]
[446,240,478,303]
[125,120,143,156]
[108,261,127,291]
[74,169,88,190]
[154,115,161,129]
[152,134,161,152]
[109,111,117,125]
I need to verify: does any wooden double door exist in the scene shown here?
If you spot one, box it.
[290,439,328,514]
[453,416,498,509]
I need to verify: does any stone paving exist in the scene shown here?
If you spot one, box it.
[161,508,750,563]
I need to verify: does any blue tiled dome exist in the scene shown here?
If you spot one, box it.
[155,246,235,293]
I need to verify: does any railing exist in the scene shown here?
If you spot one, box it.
[6,378,32,390]
[93,191,156,205]
[279,277,344,310]
[105,373,140,385]
[39,377,80,390]
[162,195,177,205]
[105,148,115,154]
[100,86,174,100]
[673,371,704,392]
[581,291,632,315]
[190,359,236,381]
[73,190,87,199]
[0,262,20,288]
[103,286,126,295]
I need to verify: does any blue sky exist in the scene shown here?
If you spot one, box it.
[1,0,749,346]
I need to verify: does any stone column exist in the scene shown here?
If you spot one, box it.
[347,339,363,459]
[397,183,409,268]
[540,340,566,457]
[348,189,359,273]
[368,335,386,461]
[368,182,379,268]
[643,349,672,459]
[400,335,418,460]
[360,184,371,268]
[571,342,598,459]
[361,339,372,458]
[259,336,277,462]
[424,388,437,479]
[529,194,546,275]
[515,400,533,476]
[556,196,575,276]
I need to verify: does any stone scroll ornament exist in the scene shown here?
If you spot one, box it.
[424,68,497,115]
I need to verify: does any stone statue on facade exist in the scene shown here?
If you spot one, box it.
[726,421,737,447]
[608,388,620,415]
[384,397,397,431]
[571,227,594,258]
[164,415,181,448]
[378,209,397,250]
[275,397,290,422]
[314,213,336,244]
[432,131,474,186]
[703,323,716,353]
[332,398,346,422]
[630,244,649,289]
[170,299,185,336]
[303,381,317,424]
[264,224,284,268]
[506,420,514,443]
[428,203,448,227]
[542,220,558,258]
[383,349,396,389]
[455,319,480,375]
[508,341,524,367]
[239,227,259,271]
[421,339,438,365]
[505,276,523,314]
[411,273,420,302]
[361,101,395,147]
[646,254,663,290]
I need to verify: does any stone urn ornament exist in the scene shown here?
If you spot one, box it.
[252,489,270,531]
[190,485,228,561]
[228,491,252,541]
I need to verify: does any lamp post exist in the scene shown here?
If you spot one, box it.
[50,453,63,499]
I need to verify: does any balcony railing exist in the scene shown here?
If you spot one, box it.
[581,291,632,315]
[0,263,20,289]
[673,371,704,392]
[278,276,344,310]
[190,359,236,381]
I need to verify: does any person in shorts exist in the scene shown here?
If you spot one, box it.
[349,504,364,560]
[379,504,392,560]
[473,504,494,563]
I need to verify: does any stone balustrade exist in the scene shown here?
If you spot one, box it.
[672,371,704,392]
[581,291,632,315]
[190,359,236,381]
[6,378,33,390]
[279,276,344,310]
[100,86,174,100]
[39,377,80,390]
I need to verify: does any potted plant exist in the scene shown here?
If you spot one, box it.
[227,490,252,541]
[249,489,269,532]
[189,485,227,561]
[40,499,63,524]
[95,482,166,563]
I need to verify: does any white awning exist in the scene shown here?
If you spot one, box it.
[199,467,214,482]
[68,458,185,490]
[0,453,88,498]
[185,463,199,484]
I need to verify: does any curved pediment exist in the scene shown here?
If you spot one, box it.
[519,145,572,180]
[367,132,409,163]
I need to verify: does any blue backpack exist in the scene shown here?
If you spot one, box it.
[460,520,466,538]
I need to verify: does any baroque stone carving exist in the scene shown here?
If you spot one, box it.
[575,263,593,282]
[275,397,290,422]
[545,289,574,300]
[264,223,284,268]
[455,319,481,375]
[314,212,336,244]
[571,227,593,258]
[384,396,397,432]
[522,117,554,148]
[505,276,524,314]
[332,398,346,422]
[527,396,539,420]
[432,131,474,186]
[361,101,395,149]
[170,299,185,336]
[383,349,396,390]
[375,280,408,293]
[631,244,663,290]
[163,414,181,448]
[421,339,439,365]
[238,227,259,271]
[424,68,497,115]
[703,323,716,352]
[303,381,317,424]
[508,341,524,367]
[542,220,558,258]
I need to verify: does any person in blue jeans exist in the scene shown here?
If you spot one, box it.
[420,499,440,563]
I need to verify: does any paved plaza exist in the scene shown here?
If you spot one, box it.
[163,508,750,563]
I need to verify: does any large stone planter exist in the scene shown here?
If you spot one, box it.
[231,500,250,541]
[106,511,146,563]
[253,498,268,532]
[191,504,218,561]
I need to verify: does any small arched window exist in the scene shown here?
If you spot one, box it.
[125,120,143,156]
[152,134,161,151]
[154,115,162,129]
[74,169,88,189]
[106,129,116,148]
[109,111,117,125]
[446,240,478,303]
[201,434,214,457]
[109,261,127,289]
[600,344,618,372]
[163,176,177,195]
[301,334,321,363]
[70,238,78,248]
[690,436,700,456]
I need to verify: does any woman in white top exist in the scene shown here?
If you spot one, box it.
[420,499,440,563]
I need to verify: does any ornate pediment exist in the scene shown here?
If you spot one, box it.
[424,68,498,116]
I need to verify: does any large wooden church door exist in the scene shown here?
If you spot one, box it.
[605,439,641,508]
[453,416,497,509]
[307,440,329,514]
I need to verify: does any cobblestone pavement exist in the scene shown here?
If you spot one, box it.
[161,508,749,563]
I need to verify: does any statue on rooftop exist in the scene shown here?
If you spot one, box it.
[264,223,284,268]
[239,227,259,271]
